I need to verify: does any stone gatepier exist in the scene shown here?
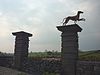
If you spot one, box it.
[57,24,82,75]
[12,31,32,71]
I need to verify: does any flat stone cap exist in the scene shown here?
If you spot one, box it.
[12,31,32,37]
[56,24,82,32]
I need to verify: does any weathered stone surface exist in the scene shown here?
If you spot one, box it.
[57,24,82,75]
[12,31,32,71]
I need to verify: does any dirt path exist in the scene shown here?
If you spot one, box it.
[0,66,30,75]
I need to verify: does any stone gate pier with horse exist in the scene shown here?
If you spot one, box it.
[62,11,85,25]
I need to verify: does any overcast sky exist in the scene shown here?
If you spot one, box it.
[0,0,100,53]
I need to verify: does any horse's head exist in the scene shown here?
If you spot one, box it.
[78,11,84,14]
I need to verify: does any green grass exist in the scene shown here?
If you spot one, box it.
[28,51,61,58]
[79,50,100,61]
[29,52,47,57]
[29,50,100,61]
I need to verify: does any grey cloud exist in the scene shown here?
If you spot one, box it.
[0,0,100,52]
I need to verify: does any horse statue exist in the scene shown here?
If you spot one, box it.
[62,11,85,25]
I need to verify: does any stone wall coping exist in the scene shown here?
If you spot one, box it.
[56,24,82,32]
[12,31,32,37]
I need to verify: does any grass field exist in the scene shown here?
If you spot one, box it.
[79,50,100,61]
[29,51,61,58]
[28,50,100,61]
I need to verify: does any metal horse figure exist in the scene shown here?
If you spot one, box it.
[62,11,85,25]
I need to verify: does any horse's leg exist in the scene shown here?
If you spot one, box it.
[74,21,77,24]
[78,18,85,21]
[64,17,70,25]
[62,22,66,26]
[62,23,65,25]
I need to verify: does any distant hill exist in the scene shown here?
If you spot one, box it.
[79,50,100,61]
[1,50,100,61]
